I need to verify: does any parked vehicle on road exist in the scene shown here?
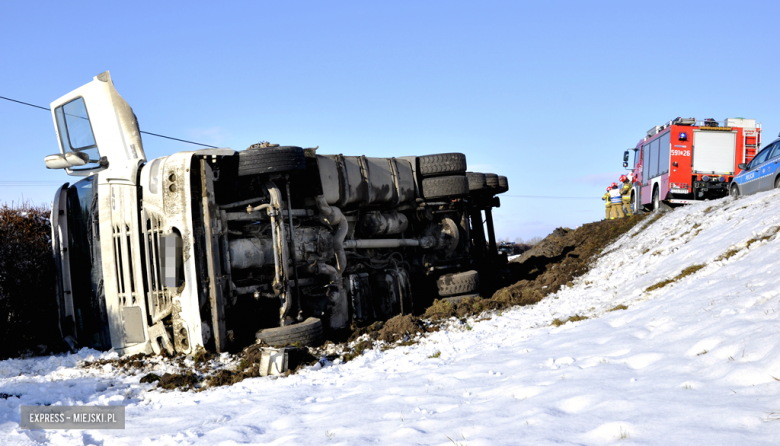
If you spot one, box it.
[44,72,510,356]
[623,117,761,212]
[730,135,780,197]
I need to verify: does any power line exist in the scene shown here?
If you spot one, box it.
[136,130,217,147]
[502,195,598,199]
[0,181,65,187]
[0,95,218,148]
[0,96,50,111]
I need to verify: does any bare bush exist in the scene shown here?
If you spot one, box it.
[0,202,61,359]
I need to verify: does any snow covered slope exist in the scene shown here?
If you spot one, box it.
[4,191,780,445]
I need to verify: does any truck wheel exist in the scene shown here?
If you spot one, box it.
[484,173,499,189]
[255,317,323,347]
[730,184,740,198]
[421,175,469,199]
[466,172,487,191]
[631,192,638,214]
[418,153,467,177]
[652,187,660,211]
[496,176,509,194]
[238,145,306,176]
[437,270,479,296]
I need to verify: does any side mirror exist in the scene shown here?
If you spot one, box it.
[622,162,628,168]
[623,150,630,162]
[738,163,747,170]
[44,152,89,169]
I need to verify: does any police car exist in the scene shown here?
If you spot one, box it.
[731,137,780,197]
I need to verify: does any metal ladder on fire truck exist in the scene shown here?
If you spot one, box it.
[743,123,761,165]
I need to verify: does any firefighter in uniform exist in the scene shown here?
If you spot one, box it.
[619,174,633,217]
[608,182,624,219]
[602,186,611,220]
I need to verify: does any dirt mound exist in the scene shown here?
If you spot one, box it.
[377,314,424,343]
[494,216,645,306]
[511,227,574,265]
[424,296,503,320]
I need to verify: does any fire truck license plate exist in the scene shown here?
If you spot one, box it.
[671,188,688,194]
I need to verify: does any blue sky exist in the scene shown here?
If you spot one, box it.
[1,1,778,240]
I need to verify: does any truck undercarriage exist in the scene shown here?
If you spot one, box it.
[46,72,510,357]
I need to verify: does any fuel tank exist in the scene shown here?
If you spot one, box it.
[316,155,416,209]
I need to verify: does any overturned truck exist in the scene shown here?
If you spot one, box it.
[45,72,509,356]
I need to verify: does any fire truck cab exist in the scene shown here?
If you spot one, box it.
[624,117,761,212]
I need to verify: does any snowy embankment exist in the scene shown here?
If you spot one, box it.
[4,191,780,445]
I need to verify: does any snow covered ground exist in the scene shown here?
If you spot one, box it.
[4,190,780,445]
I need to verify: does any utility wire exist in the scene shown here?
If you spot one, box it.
[503,195,598,199]
[0,95,218,148]
[0,96,51,111]
[0,181,66,186]
[135,130,217,148]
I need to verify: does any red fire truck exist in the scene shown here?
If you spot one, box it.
[623,117,761,212]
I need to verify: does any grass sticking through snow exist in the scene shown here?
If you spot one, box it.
[608,304,629,312]
[645,264,705,292]
[551,315,589,327]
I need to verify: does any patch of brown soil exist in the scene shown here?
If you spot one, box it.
[347,321,384,343]
[424,300,456,319]
[376,314,424,343]
[82,353,149,372]
[157,372,200,390]
[491,216,646,308]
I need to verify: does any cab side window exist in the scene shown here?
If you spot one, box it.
[55,97,102,170]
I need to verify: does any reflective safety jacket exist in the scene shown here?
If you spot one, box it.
[608,187,622,204]
[620,181,632,201]
[602,192,610,207]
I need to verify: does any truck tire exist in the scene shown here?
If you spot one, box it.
[484,173,499,189]
[652,187,660,211]
[418,153,467,177]
[421,175,469,199]
[466,172,487,191]
[255,317,323,347]
[238,145,306,176]
[496,176,509,194]
[437,270,479,297]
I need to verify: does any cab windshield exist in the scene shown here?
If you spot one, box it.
[66,175,110,349]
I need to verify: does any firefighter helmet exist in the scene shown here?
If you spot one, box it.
[611,182,617,188]
[607,186,611,192]
[620,175,627,182]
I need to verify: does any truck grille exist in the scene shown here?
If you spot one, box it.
[112,224,141,306]
[142,210,172,323]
